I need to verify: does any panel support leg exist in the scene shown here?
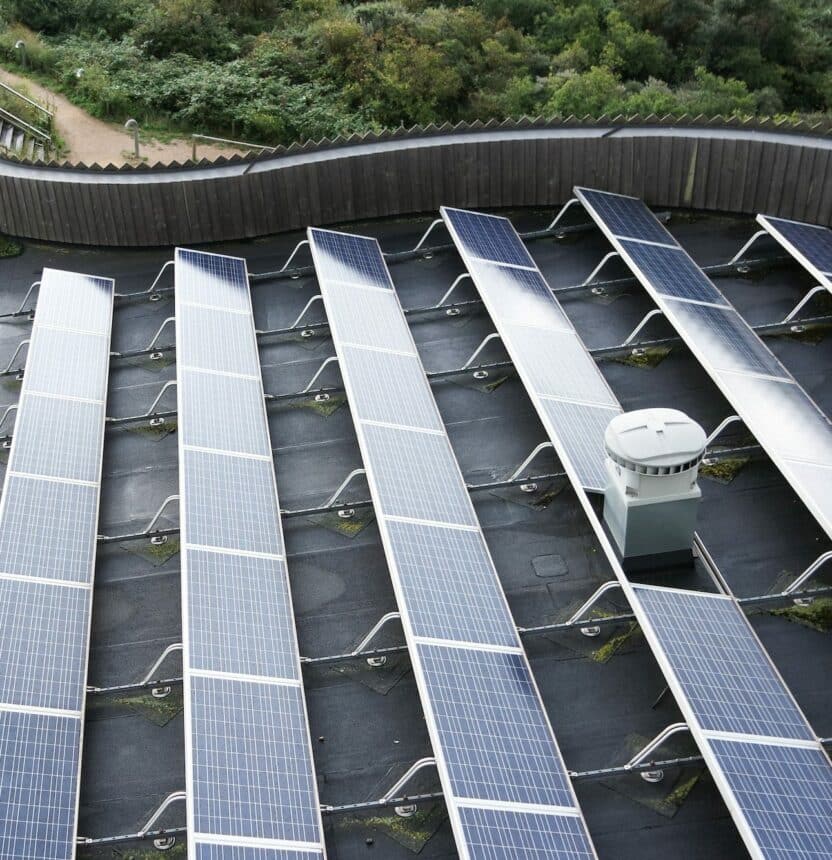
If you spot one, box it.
[138,642,184,698]
[2,338,29,374]
[624,722,690,782]
[323,468,368,517]
[624,309,665,345]
[135,316,176,360]
[565,581,624,637]
[509,441,555,492]
[434,273,471,308]
[782,285,828,323]
[411,218,445,253]
[302,355,340,394]
[279,239,311,275]
[462,332,504,370]
[17,280,39,317]
[582,251,621,287]
[350,612,402,668]
[705,415,743,448]
[546,197,581,231]
[728,229,768,267]
[783,551,832,604]
[381,758,438,817]
[0,403,17,439]
[291,294,324,328]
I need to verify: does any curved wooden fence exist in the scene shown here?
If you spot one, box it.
[1,117,831,246]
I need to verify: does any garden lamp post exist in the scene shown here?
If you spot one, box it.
[14,40,25,70]
[125,118,140,159]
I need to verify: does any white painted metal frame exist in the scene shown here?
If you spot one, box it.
[756,213,832,293]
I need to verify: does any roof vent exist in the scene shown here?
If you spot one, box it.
[603,409,706,572]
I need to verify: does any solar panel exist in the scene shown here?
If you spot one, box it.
[757,214,832,287]
[305,229,392,289]
[175,248,326,860]
[575,186,832,540]
[0,267,113,860]
[308,227,597,860]
[705,738,832,859]
[442,207,537,267]
[572,189,679,247]
[440,206,623,493]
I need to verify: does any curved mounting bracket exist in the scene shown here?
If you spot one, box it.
[509,441,555,483]
[380,758,438,816]
[17,280,39,316]
[324,468,367,509]
[582,251,621,287]
[728,229,768,266]
[280,239,311,274]
[302,355,340,393]
[624,308,665,345]
[782,285,828,323]
[412,218,445,253]
[2,339,29,374]
[463,332,505,370]
[435,273,471,308]
[291,294,324,329]
[566,581,624,636]
[705,415,743,448]
[784,550,832,599]
[625,722,690,782]
[546,198,580,232]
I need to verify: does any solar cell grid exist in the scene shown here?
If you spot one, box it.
[619,240,726,305]
[11,394,104,483]
[179,304,262,378]
[384,519,518,648]
[663,300,787,379]
[417,643,575,808]
[183,449,283,557]
[189,675,321,845]
[317,281,415,352]
[195,846,323,860]
[538,400,620,493]
[35,269,113,335]
[458,806,597,860]
[707,738,832,859]
[443,207,537,268]
[468,261,574,331]
[23,327,109,401]
[760,216,832,277]
[505,325,618,406]
[0,578,89,712]
[176,249,251,312]
[575,188,678,247]
[360,423,477,526]
[180,368,271,457]
[631,586,813,740]
[187,549,298,680]
[0,710,81,860]
[308,229,392,289]
[339,344,441,431]
[715,373,832,468]
[0,475,97,583]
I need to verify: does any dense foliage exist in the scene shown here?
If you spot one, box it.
[0,0,830,146]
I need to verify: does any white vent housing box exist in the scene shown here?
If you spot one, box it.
[603,408,706,572]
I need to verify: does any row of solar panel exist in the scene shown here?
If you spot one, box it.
[174,249,325,858]
[440,208,622,492]
[573,187,832,541]
[308,228,598,859]
[0,269,113,860]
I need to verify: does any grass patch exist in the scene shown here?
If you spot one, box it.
[614,346,671,369]
[339,804,446,852]
[115,841,186,859]
[770,597,832,632]
[0,235,22,257]
[289,394,346,417]
[699,456,749,484]
[591,621,640,663]
[111,689,183,726]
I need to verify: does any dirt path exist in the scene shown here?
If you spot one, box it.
[0,67,244,165]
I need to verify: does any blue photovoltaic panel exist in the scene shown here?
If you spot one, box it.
[458,806,597,860]
[665,301,787,379]
[631,586,813,740]
[175,248,325,860]
[339,345,442,431]
[307,229,392,289]
[384,520,517,648]
[468,261,574,331]
[0,578,89,712]
[0,475,98,583]
[707,738,832,859]
[176,249,251,312]
[361,423,478,526]
[418,643,575,808]
[190,675,321,845]
[308,228,597,859]
[440,206,623,494]
[442,207,537,268]
[314,280,415,352]
[183,450,283,556]
[574,189,678,247]
[11,394,104,482]
[179,305,262,377]
[35,269,113,335]
[618,240,725,305]
[0,710,82,860]
[187,549,298,680]
[195,846,323,860]
[757,214,832,280]
[23,327,110,401]
[180,368,271,457]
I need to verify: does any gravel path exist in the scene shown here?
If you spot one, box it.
[0,67,244,165]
